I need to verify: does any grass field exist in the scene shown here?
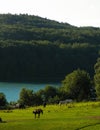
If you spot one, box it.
[0,102,100,130]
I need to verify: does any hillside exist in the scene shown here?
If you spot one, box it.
[0,13,100,82]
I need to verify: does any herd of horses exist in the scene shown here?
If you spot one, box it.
[3,99,73,119]
[32,99,73,118]
[0,99,73,122]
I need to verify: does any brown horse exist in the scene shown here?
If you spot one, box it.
[33,108,43,118]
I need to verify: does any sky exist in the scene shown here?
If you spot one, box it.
[0,0,100,27]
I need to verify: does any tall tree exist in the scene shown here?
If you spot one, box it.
[19,88,43,106]
[19,88,35,106]
[61,69,92,101]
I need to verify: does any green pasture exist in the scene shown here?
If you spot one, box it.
[0,102,100,130]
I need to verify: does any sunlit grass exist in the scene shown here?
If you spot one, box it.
[0,102,100,130]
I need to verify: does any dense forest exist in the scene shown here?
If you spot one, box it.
[0,13,100,82]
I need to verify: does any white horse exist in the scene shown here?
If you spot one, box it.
[59,99,73,105]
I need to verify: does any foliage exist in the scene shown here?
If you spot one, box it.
[19,86,60,105]
[19,88,42,106]
[94,58,100,99]
[43,85,60,104]
[0,14,99,82]
[0,92,7,109]
[17,67,98,105]
[43,86,57,99]
[61,69,93,101]
[17,70,95,105]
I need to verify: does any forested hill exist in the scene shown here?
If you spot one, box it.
[0,13,100,82]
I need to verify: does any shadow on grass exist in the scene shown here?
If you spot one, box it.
[0,121,7,123]
[75,122,100,130]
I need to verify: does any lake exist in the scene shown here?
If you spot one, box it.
[0,82,60,102]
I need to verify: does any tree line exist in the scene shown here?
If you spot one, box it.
[0,41,98,82]
[0,14,100,82]
[1,13,100,108]
[1,63,100,109]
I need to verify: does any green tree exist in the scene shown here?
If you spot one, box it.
[44,86,57,99]
[61,69,92,101]
[0,93,7,108]
[19,88,43,106]
[94,58,100,99]
[19,88,35,106]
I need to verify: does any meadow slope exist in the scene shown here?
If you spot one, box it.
[0,102,100,130]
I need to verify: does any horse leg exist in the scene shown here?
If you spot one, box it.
[34,113,36,118]
[38,113,40,118]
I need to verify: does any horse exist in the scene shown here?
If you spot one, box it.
[0,117,2,122]
[33,108,43,118]
[59,99,73,106]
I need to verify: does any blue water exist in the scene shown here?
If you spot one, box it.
[0,82,60,102]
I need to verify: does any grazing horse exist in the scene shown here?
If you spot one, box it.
[33,109,43,118]
[59,99,73,105]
